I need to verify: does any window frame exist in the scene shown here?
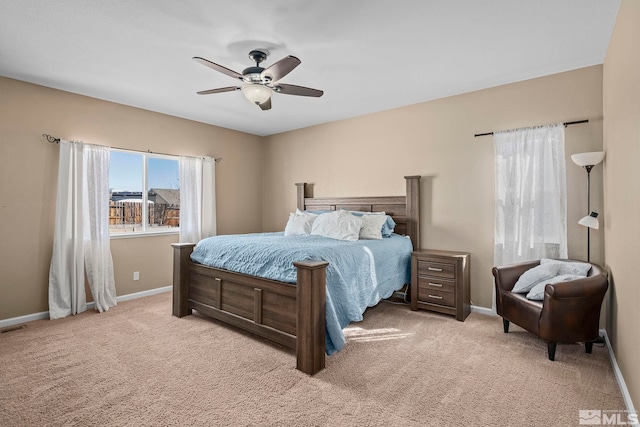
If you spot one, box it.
[109,149,180,239]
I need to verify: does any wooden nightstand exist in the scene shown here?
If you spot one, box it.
[410,249,470,321]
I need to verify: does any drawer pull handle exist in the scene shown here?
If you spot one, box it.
[428,294,443,300]
[428,267,443,272]
[428,283,443,287]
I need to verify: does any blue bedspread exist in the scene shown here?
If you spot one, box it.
[190,232,413,354]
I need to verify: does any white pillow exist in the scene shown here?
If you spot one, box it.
[526,274,584,300]
[357,213,387,240]
[310,210,363,241]
[284,212,317,236]
[511,263,560,293]
[540,258,591,276]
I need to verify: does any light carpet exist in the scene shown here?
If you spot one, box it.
[0,292,625,426]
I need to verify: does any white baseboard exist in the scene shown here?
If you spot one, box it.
[86,285,172,309]
[471,304,496,316]
[0,310,50,329]
[600,328,637,415]
[0,285,172,329]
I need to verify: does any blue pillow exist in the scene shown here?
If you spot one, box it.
[381,216,396,237]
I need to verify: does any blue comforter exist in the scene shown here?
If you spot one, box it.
[190,232,413,354]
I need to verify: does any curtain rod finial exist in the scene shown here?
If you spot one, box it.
[42,134,60,143]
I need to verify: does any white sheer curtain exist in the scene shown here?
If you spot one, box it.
[83,144,117,313]
[49,141,117,319]
[49,140,86,319]
[179,156,216,243]
[494,124,568,268]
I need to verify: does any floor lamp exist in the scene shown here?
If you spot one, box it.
[571,151,605,262]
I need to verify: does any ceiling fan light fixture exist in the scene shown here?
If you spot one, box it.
[241,84,271,105]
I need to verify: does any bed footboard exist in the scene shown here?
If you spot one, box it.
[171,243,327,375]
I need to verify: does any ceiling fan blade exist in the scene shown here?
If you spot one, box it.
[258,98,272,111]
[275,84,324,97]
[262,56,301,82]
[196,86,241,95]
[193,57,243,80]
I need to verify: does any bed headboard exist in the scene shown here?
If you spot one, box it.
[295,176,421,249]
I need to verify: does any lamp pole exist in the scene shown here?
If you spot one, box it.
[584,165,593,262]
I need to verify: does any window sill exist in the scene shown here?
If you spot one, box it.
[110,230,179,240]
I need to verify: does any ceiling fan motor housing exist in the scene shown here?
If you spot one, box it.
[242,66,267,83]
[244,50,270,83]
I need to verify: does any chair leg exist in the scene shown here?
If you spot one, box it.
[547,342,556,361]
[585,342,593,354]
[502,318,509,333]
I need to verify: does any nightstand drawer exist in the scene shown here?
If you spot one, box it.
[417,288,455,308]
[418,277,454,294]
[417,260,455,279]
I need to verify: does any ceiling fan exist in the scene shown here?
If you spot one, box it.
[193,50,324,111]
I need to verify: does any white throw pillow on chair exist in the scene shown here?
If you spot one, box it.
[511,263,560,294]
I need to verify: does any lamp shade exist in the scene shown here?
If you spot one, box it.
[571,151,605,167]
[578,212,599,229]
[241,84,271,105]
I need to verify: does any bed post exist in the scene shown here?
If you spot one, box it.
[171,243,196,318]
[404,175,421,250]
[294,260,328,375]
[295,182,307,211]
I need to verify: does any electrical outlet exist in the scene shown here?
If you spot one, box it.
[133,271,140,281]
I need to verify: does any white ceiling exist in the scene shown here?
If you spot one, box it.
[0,1,620,137]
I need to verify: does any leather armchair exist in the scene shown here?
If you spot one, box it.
[492,260,608,361]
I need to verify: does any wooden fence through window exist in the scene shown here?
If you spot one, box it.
[109,201,179,231]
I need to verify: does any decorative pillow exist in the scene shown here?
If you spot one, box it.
[540,258,592,276]
[357,214,388,240]
[311,210,363,241]
[526,274,584,300]
[284,212,317,236]
[511,263,560,293]
[348,211,396,237]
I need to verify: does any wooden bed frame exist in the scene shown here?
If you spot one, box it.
[172,175,420,375]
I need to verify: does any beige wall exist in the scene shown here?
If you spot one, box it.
[263,66,605,310]
[0,77,263,320]
[603,0,640,410]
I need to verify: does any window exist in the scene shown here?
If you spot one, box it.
[109,150,180,235]
[493,124,567,267]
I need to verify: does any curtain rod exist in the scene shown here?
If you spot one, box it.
[474,119,589,138]
[42,134,222,162]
